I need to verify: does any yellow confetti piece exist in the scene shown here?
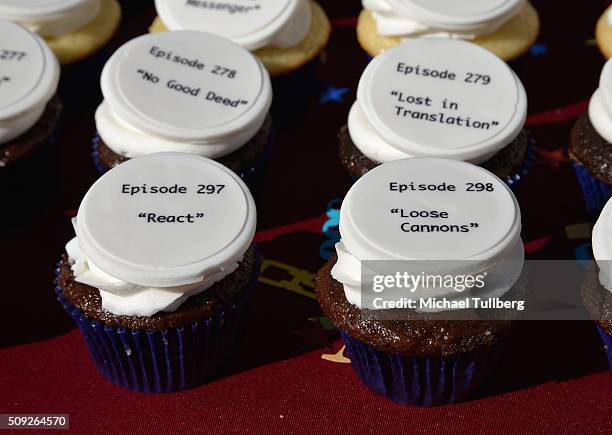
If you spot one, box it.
[565,222,593,240]
[258,258,317,300]
[322,345,351,364]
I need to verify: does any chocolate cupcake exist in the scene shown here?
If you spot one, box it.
[340,39,533,188]
[315,158,524,406]
[583,199,612,369]
[93,31,273,197]
[569,60,612,213]
[55,153,259,392]
[150,0,331,125]
[357,0,539,61]
[0,19,61,223]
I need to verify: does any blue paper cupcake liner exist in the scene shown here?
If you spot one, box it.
[596,324,612,370]
[503,138,536,189]
[341,332,502,406]
[238,130,275,203]
[92,133,274,201]
[571,161,612,214]
[54,253,261,393]
[91,134,106,174]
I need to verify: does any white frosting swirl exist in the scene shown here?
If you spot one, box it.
[266,0,312,49]
[0,105,47,146]
[588,89,612,144]
[363,0,524,40]
[587,58,612,143]
[0,0,100,38]
[593,199,612,293]
[347,102,412,163]
[95,101,267,159]
[66,236,241,317]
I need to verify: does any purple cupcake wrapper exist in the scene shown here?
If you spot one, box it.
[91,134,106,174]
[596,324,612,370]
[54,252,261,393]
[91,133,273,198]
[571,161,612,213]
[341,332,502,407]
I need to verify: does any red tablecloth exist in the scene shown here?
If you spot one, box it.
[1,331,611,432]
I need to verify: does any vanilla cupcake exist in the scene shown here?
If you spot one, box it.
[0,0,121,65]
[55,152,259,392]
[0,19,61,223]
[315,158,524,406]
[596,5,612,59]
[93,31,273,196]
[339,39,533,188]
[150,0,329,77]
[357,0,539,60]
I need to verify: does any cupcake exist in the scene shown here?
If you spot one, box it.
[357,0,539,61]
[150,0,329,77]
[0,0,121,65]
[55,152,259,392]
[340,38,533,188]
[583,198,612,369]
[0,19,61,223]
[315,158,524,406]
[569,59,612,213]
[596,5,612,59]
[93,31,273,197]
[150,0,331,124]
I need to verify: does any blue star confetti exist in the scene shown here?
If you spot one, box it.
[320,199,342,260]
[529,43,548,57]
[319,86,350,104]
